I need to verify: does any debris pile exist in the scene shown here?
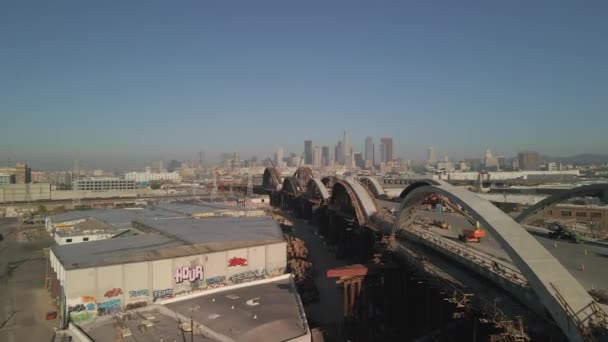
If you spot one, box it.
[285,235,319,304]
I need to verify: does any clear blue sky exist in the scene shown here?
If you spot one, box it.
[1,1,607,170]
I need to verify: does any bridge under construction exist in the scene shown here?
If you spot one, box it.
[261,167,608,342]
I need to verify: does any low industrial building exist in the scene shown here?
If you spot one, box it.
[71,275,310,342]
[542,203,608,231]
[74,178,136,191]
[51,218,130,245]
[47,215,287,326]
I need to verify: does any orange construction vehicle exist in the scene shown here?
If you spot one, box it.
[458,221,486,243]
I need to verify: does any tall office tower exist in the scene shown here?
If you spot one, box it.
[354,152,364,168]
[275,147,284,167]
[342,129,352,166]
[518,151,540,171]
[304,140,313,165]
[365,136,374,164]
[313,146,322,167]
[380,137,393,162]
[321,146,329,166]
[380,142,388,163]
[335,141,344,165]
[427,146,437,165]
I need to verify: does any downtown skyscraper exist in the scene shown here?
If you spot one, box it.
[365,136,374,165]
[380,137,393,162]
[304,140,313,165]
[343,129,353,168]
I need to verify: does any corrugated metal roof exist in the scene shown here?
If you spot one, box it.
[51,216,284,270]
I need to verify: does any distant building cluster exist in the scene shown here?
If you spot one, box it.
[125,168,181,183]
[273,129,398,173]
[0,162,31,184]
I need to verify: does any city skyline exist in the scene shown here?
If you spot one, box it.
[2,1,608,169]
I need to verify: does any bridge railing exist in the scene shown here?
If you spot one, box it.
[392,242,530,341]
[549,282,608,341]
[402,223,529,288]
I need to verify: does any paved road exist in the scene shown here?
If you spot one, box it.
[282,213,348,339]
[0,219,57,342]
[412,209,608,291]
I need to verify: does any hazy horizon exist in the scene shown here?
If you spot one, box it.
[2,1,607,170]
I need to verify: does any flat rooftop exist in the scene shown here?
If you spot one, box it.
[49,201,253,229]
[50,207,180,229]
[51,216,284,270]
[78,276,308,342]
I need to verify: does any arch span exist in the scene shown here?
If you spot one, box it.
[293,167,314,188]
[358,176,386,197]
[515,183,608,223]
[306,178,330,203]
[262,167,283,191]
[329,178,378,226]
[281,176,303,196]
[395,180,603,341]
[398,179,441,199]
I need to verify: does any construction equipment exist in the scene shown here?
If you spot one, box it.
[547,222,581,243]
[459,221,486,243]
[433,219,450,230]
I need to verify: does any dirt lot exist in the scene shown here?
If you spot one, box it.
[0,218,58,342]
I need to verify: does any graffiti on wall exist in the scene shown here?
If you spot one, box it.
[228,257,248,267]
[174,265,204,283]
[104,288,123,298]
[152,288,173,301]
[68,295,98,323]
[68,303,94,313]
[128,289,150,298]
[229,269,267,284]
[97,298,121,316]
[125,301,147,310]
[71,311,96,323]
[205,276,226,289]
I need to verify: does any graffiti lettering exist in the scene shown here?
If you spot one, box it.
[68,304,86,313]
[97,299,121,316]
[229,269,267,284]
[104,288,123,298]
[152,288,173,301]
[128,289,150,298]
[125,301,147,310]
[228,257,248,267]
[81,296,96,303]
[174,265,203,283]
[206,276,226,289]
[70,312,96,323]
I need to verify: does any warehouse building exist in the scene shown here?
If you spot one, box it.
[48,215,287,326]
[70,274,311,342]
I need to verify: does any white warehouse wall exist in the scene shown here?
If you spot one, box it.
[60,242,287,323]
